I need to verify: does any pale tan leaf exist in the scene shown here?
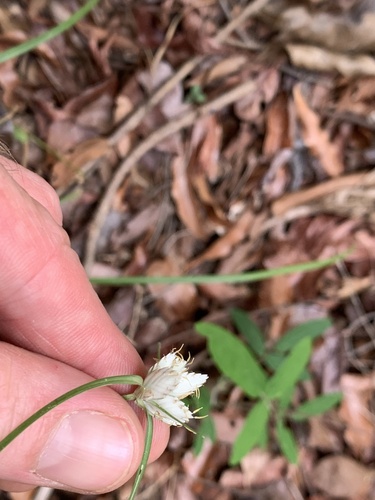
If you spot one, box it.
[287,43,375,77]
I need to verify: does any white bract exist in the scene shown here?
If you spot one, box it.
[133,350,208,426]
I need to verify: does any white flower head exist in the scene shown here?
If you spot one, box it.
[133,349,208,427]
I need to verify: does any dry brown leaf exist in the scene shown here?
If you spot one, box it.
[189,173,227,231]
[272,173,367,216]
[186,116,228,231]
[219,469,244,489]
[235,69,280,122]
[138,60,188,118]
[260,4,375,53]
[211,412,244,445]
[0,58,23,109]
[336,77,375,117]
[187,210,255,269]
[147,258,199,322]
[51,137,108,189]
[307,416,343,453]
[190,115,222,183]
[339,373,375,461]
[293,84,343,177]
[182,440,215,482]
[117,202,172,246]
[262,149,292,201]
[310,455,375,499]
[171,155,210,239]
[198,282,250,302]
[188,55,247,87]
[217,240,262,275]
[337,276,374,299]
[263,92,289,156]
[240,449,285,488]
[287,43,375,77]
[48,119,98,154]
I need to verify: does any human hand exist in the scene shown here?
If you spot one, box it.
[0,159,169,493]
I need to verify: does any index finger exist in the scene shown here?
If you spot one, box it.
[0,161,145,382]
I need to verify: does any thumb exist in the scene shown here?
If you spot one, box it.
[0,343,144,493]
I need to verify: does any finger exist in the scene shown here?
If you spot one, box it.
[0,342,169,493]
[0,162,143,381]
[0,158,63,226]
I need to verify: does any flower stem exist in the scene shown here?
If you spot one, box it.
[129,412,154,500]
[0,375,143,452]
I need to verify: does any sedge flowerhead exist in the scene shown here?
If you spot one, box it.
[133,349,208,426]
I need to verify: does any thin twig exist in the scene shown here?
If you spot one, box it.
[214,0,269,43]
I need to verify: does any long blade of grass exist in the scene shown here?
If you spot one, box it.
[0,0,100,64]
[89,251,347,286]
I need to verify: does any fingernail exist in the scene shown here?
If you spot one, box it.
[36,411,135,491]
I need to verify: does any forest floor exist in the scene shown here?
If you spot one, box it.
[2,0,375,499]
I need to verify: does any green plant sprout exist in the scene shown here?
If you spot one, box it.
[0,350,208,499]
[186,85,207,104]
[0,0,100,64]
[195,313,342,464]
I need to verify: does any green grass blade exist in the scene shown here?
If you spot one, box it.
[89,251,348,286]
[0,0,100,64]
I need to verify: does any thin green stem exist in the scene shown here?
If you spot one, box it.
[129,412,154,500]
[0,0,101,64]
[0,375,143,452]
[89,251,348,286]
